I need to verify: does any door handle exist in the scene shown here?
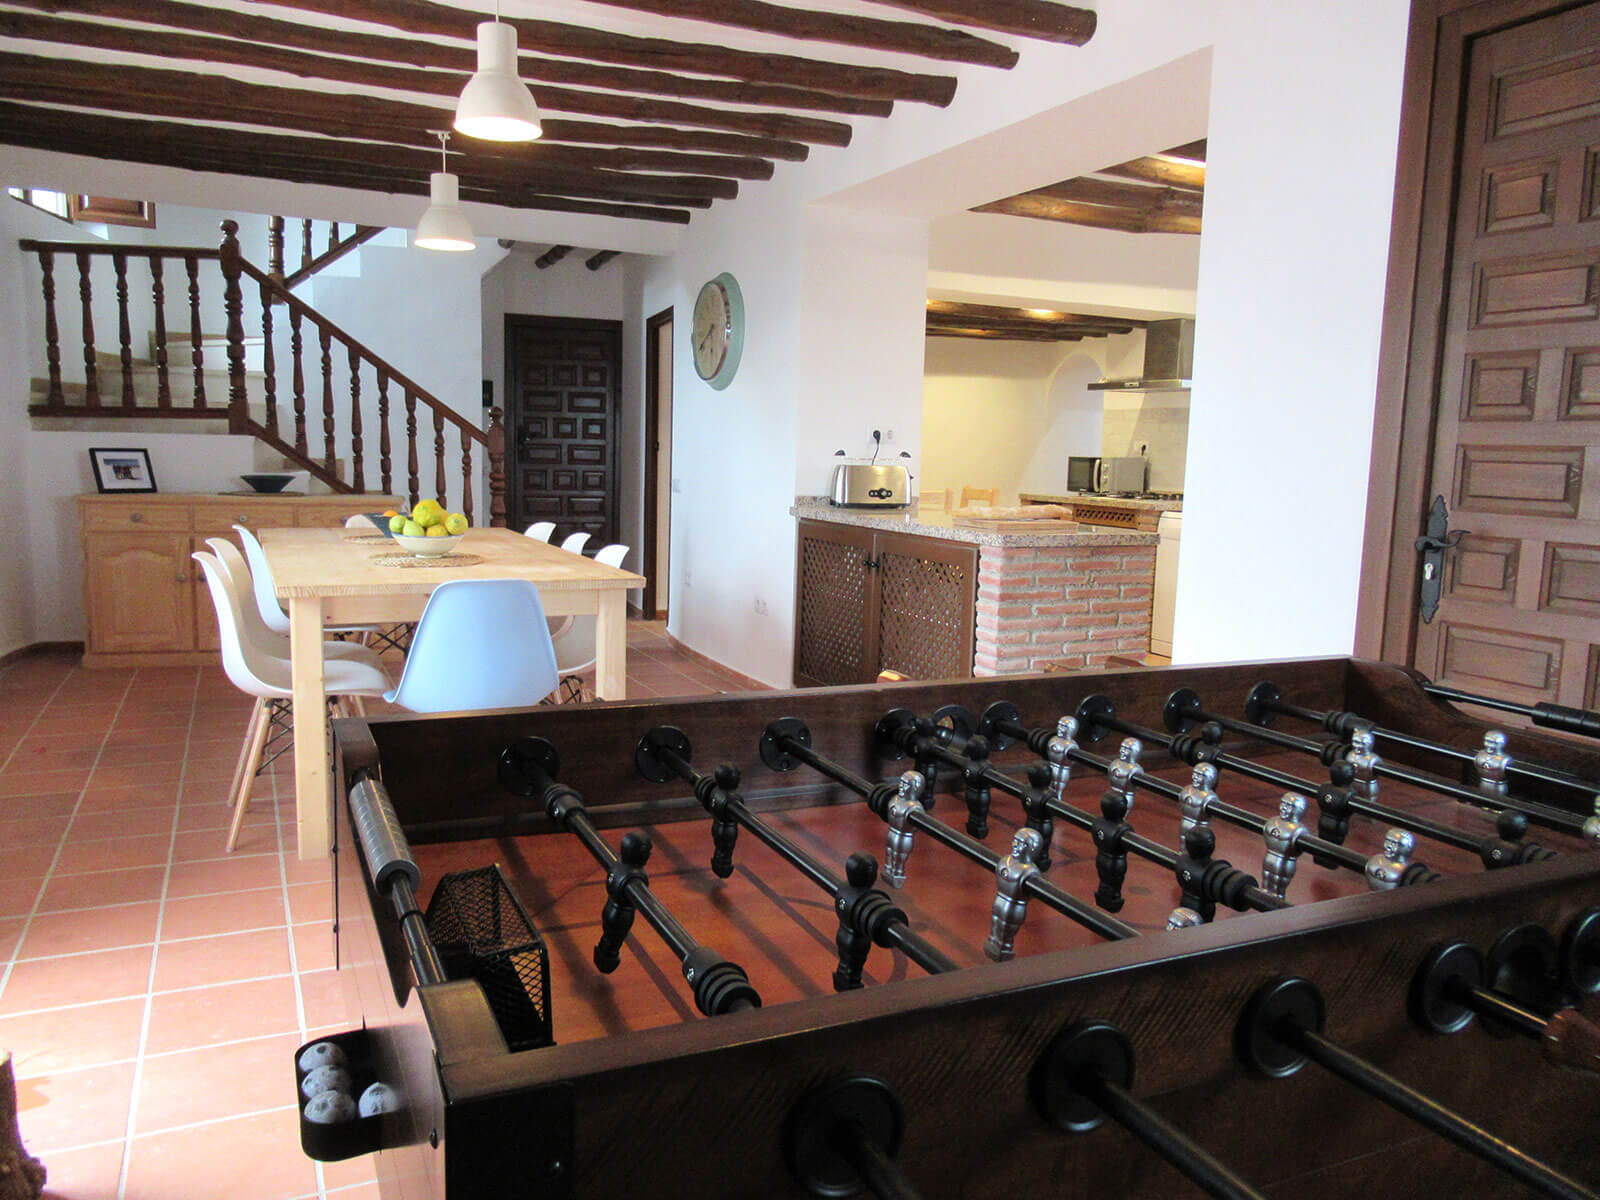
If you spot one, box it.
[1414,494,1468,624]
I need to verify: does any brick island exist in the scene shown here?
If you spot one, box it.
[791,499,1157,685]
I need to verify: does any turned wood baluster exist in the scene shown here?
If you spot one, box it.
[347,344,365,493]
[219,221,248,424]
[300,218,313,272]
[113,252,135,407]
[289,307,307,453]
[376,367,392,496]
[433,408,447,505]
[486,406,507,528]
[38,250,63,408]
[149,258,171,409]
[460,426,475,527]
[327,221,339,252]
[319,325,336,473]
[404,390,420,509]
[267,215,285,280]
[185,254,205,409]
[259,278,278,436]
[77,249,99,409]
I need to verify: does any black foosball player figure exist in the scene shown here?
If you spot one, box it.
[881,770,926,888]
[1365,828,1415,891]
[1260,793,1310,900]
[1092,778,1134,913]
[1474,731,1511,797]
[1019,764,1055,873]
[1177,762,1220,848]
[984,827,1043,962]
[1174,825,1218,923]
[962,734,994,839]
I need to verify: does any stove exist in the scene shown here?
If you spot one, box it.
[1097,490,1184,501]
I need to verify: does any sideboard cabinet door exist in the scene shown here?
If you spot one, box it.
[83,533,195,654]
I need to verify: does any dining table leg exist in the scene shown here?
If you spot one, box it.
[289,594,331,860]
[594,589,627,700]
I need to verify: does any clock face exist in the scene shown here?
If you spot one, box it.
[691,273,743,389]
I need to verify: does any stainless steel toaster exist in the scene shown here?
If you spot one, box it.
[828,463,910,508]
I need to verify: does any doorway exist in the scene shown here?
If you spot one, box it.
[504,315,622,549]
[642,307,673,620]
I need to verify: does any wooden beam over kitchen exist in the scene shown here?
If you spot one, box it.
[926,326,1086,342]
[586,250,623,271]
[863,0,1098,45]
[1099,155,1206,192]
[535,245,574,269]
[926,301,1147,331]
[970,140,1206,234]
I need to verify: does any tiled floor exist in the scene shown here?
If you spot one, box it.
[0,621,755,1200]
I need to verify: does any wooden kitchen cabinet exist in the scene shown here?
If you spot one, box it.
[794,519,976,686]
[78,492,399,667]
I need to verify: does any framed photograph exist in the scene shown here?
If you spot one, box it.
[88,447,157,493]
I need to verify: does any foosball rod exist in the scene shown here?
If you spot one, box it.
[1248,680,1600,805]
[758,718,1140,943]
[1422,681,1600,742]
[1240,977,1600,1200]
[634,725,959,983]
[498,737,761,1018]
[1172,687,1591,840]
[977,701,1373,886]
[879,709,1295,914]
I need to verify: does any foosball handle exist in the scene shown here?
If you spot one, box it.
[784,1077,920,1200]
[1543,1009,1600,1076]
[594,831,650,974]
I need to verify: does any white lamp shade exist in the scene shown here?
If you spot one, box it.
[415,172,475,252]
[454,21,543,142]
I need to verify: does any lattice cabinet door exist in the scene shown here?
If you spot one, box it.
[794,520,878,686]
[874,531,976,682]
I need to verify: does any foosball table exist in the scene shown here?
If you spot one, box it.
[319,657,1600,1200]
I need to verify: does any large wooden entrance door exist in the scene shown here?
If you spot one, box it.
[1396,2,1600,714]
[505,316,622,548]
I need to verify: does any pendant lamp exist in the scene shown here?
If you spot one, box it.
[415,132,475,252]
[455,4,542,143]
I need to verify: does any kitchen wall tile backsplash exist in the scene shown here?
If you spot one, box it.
[1101,393,1189,491]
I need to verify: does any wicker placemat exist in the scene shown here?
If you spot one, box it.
[343,534,393,543]
[368,551,486,569]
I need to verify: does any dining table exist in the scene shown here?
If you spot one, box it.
[260,525,645,859]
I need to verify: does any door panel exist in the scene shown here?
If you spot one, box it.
[1414,1,1600,712]
[506,317,621,547]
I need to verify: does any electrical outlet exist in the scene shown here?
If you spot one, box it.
[885,428,895,442]
[753,596,768,616]
[671,477,682,494]
[684,566,691,588]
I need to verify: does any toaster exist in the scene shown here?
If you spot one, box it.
[828,463,910,508]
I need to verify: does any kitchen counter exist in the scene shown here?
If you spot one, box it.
[790,498,1158,548]
[1018,491,1181,532]
[1019,491,1183,512]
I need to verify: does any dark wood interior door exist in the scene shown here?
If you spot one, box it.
[505,316,622,548]
[1413,2,1600,715]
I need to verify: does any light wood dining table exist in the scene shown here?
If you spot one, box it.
[260,526,645,859]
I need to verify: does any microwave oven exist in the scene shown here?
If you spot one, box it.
[1067,456,1100,492]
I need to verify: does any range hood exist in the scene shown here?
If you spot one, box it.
[1087,318,1194,391]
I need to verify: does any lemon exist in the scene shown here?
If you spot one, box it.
[444,512,468,535]
[388,514,406,533]
[425,524,449,538]
[412,500,444,529]
[402,519,425,537]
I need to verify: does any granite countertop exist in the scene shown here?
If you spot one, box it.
[792,498,1158,548]
[1020,491,1184,512]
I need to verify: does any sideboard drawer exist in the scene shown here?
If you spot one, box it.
[82,503,190,532]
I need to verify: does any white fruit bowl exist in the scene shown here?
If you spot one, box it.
[390,532,464,557]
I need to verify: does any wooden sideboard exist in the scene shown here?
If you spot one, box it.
[77,492,401,668]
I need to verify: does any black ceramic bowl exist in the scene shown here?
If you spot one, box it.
[240,473,296,493]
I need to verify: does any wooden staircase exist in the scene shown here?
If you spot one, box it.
[20,220,506,525]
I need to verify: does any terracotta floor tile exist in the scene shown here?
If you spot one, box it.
[94,743,189,769]
[153,926,292,993]
[134,1033,302,1135]
[161,888,287,942]
[286,882,331,926]
[172,798,235,833]
[106,711,190,732]
[123,1106,316,1200]
[0,814,71,847]
[69,808,176,841]
[281,853,332,887]
[0,743,102,773]
[89,762,184,790]
[0,878,45,919]
[54,833,172,877]
[17,902,161,960]
[320,1151,381,1192]
[0,792,81,822]
[0,917,23,960]
[0,996,146,1074]
[12,1061,136,1154]
[297,969,351,1028]
[36,867,167,914]
[35,1137,125,1200]
[0,844,55,882]
[75,784,180,814]
[0,945,154,1012]
[165,853,282,898]
[144,976,299,1053]
[289,922,335,974]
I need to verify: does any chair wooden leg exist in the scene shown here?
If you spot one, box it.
[227,698,266,809]
[225,700,275,852]
[348,694,367,718]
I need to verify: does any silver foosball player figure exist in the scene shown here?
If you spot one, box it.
[882,770,926,888]
[1165,907,1205,931]
[1045,716,1077,805]
[1584,797,1600,849]
[1347,726,1382,802]
[1260,792,1310,900]
[1106,737,1144,814]
[984,827,1043,962]
[1364,827,1415,891]
[1474,731,1511,797]
[1178,762,1220,847]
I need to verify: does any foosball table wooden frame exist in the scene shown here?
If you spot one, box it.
[325,657,1600,1200]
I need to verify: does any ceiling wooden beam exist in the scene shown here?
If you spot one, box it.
[926,317,1132,337]
[972,193,1201,234]
[1165,138,1207,162]
[0,104,692,223]
[1042,177,1203,219]
[579,0,1018,67]
[586,250,622,271]
[1098,155,1206,191]
[926,326,1086,342]
[540,120,807,163]
[244,0,960,106]
[535,245,572,269]
[0,1,894,118]
[925,301,1146,329]
[862,1,1097,45]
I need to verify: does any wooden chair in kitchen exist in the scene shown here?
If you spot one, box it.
[550,544,632,702]
[560,531,591,555]
[918,488,952,512]
[960,486,997,507]
[524,521,556,542]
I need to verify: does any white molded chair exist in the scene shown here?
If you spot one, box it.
[193,551,392,852]
[524,521,556,542]
[550,544,630,700]
[383,579,560,714]
[345,513,375,530]
[233,523,397,649]
[559,531,591,555]
[204,538,376,667]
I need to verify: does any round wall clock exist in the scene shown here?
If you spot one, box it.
[691,272,744,390]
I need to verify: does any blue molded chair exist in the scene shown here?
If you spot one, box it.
[383,579,560,713]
